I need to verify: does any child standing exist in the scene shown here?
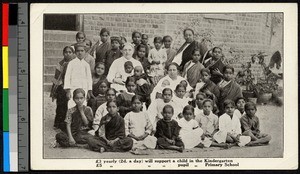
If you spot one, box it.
[234,97,246,119]
[124,96,157,152]
[163,35,177,68]
[73,42,95,74]
[241,102,272,146]
[64,44,93,109]
[87,101,133,153]
[178,105,203,149]
[147,88,180,130]
[132,31,142,57]
[218,65,243,115]
[51,46,74,130]
[55,88,93,147]
[148,37,168,76]
[71,31,86,48]
[116,77,137,117]
[155,105,184,152]
[214,100,243,145]
[135,44,151,71]
[104,36,122,75]
[182,49,205,88]
[96,28,111,63]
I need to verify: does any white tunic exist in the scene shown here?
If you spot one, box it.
[178,118,203,149]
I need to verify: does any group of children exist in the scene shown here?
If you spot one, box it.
[50,28,272,154]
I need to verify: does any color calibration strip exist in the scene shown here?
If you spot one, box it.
[2,3,10,172]
[2,3,19,172]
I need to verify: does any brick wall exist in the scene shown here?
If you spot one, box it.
[44,13,282,91]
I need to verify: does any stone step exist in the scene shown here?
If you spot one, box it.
[44,41,74,50]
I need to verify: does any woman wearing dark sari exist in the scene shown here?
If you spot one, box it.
[204,47,226,85]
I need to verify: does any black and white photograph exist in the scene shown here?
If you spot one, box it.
[30,3,297,170]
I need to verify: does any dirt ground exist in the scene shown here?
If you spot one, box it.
[43,92,283,159]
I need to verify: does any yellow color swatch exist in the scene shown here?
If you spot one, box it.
[3,46,9,88]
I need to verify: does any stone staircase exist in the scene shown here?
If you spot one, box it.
[44,30,78,92]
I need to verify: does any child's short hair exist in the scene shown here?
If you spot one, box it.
[131,95,143,103]
[73,88,85,98]
[167,62,179,71]
[106,100,117,107]
[200,68,211,76]
[175,84,186,91]
[124,61,133,68]
[183,105,194,115]
[132,31,142,39]
[85,39,92,46]
[137,44,147,51]
[180,80,188,87]
[163,104,174,114]
[244,101,257,111]
[163,35,172,42]
[142,34,148,38]
[120,36,127,42]
[222,65,235,74]
[192,49,201,55]
[74,43,86,52]
[235,97,246,105]
[110,36,121,44]
[162,88,173,95]
[154,37,163,43]
[106,88,117,95]
[183,28,194,35]
[212,47,222,53]
[196,92,207,98]
[100,28,110,36]
[223,99,235,109]
[76,31,86,39]
[203,99,214,106]
[125,76,136,86]
[63,46,74,53]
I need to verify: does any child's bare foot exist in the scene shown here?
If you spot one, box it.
[178,146,184,153]
[99,147,105,153]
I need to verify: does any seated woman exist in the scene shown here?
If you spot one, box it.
[150,62,192,102]
[107,43,144,92]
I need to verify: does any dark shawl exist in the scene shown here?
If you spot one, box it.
[102,113,126,140]
[182,61,205,88]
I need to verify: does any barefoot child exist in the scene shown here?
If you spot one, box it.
[124,96,157,152]
[116,77,137,117]
[155,105,184,152]
[87,101,133,152]
[195,99,230,148]
[213,100,244,145]
[51,46,74,130]
[241,102,272,146]
[56,88,93,147]
[178,105,203,149]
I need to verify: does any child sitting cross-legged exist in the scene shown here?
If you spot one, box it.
[87,100,133,153]
[178,105,203,149]
[195,99,231,148]
[155,105,184,152]
[124,95,157,154]
[55,88,94,147]
[241,102,272,146]
[213,100,251,147]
